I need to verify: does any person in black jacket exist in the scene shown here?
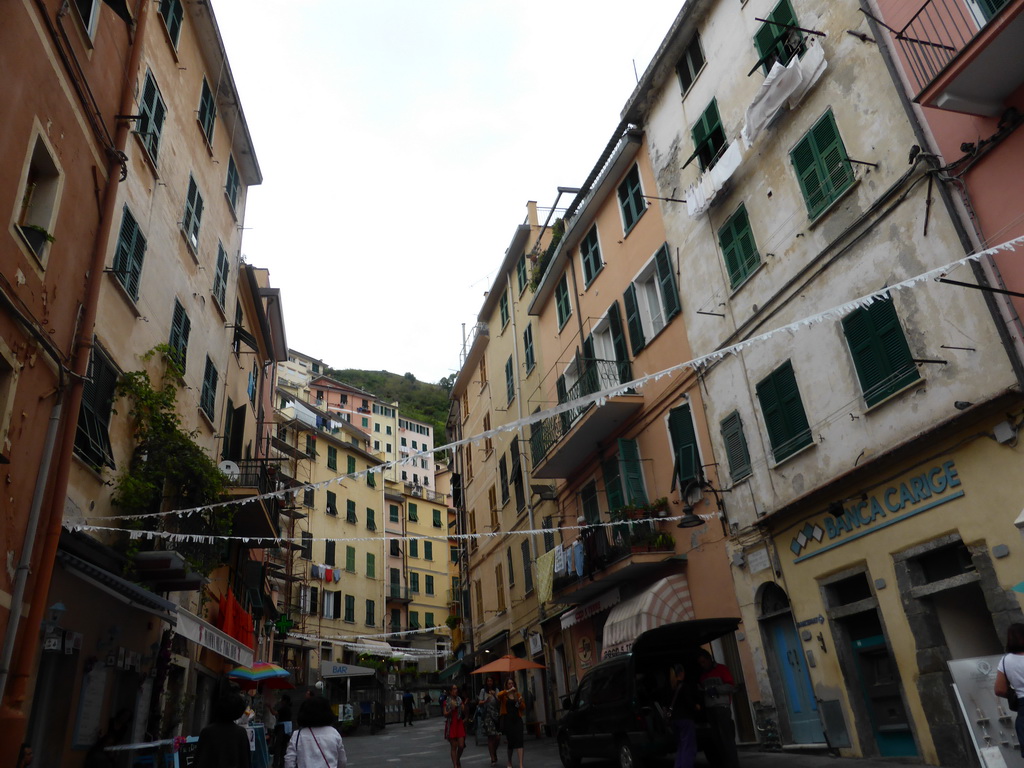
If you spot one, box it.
[194,688,251,768]
[666,663,699,768]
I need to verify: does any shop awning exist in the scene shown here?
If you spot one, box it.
[559,588,621,630]
[354,638,394,656]
[438,660,463,681]
[57,551,176,620]
[175,608,255,667]
[601,574,693,658]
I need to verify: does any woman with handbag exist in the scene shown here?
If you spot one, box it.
[996,622,1024,757]
[284,695,347,768]
[496,678,525,768]
[478,677,501,765]
[443,684,467,768]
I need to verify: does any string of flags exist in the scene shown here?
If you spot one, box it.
[65,236,1024,541]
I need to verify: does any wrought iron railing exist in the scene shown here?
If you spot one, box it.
[388,584,412,600]
[894,0,1008,94]
[530,358,632,466]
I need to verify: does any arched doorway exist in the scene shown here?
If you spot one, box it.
[757,582,825,744]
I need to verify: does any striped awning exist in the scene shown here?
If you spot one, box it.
[601,574,693,658]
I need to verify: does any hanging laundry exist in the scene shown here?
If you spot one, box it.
[553,544,565,575]
[325,567,333,581]
[333,570,341,583]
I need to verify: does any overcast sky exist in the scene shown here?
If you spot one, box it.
[214,1,684,384]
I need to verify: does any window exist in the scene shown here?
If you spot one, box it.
[137,71,167,163]
[510,441,525,512]
[366,508,376,531]
[542,516,555,552]
[326,490,337,516]
[500,291,510,327]
[756,360,813,462]
[346,499,357,524]
[347,456,356,474]
[410,539,419,558]
[300,532,312,560]
[323,591,341,620]
[200,356,217,420]
[390,539,401,556]
[488,486,499,530]
[580,226,603,286]
[303,488,314,508]
[676,33,705,93]
[668,403,700,489]
[474,582,483,621]
[168,300,191,373]
[390,504,399,523]
[617,166,646,234]
[299,585,317,615]
[409,610,420,629]
[182,174,204,252]
[505,355,515,405]
[374,440,380,450]
[425,574,435,595]
[495,564,506,612]
[424,541,433,561]
[362,417,369,428]
[305,434,315,457]
[608,438,648,505]
[433,509,442,528]
[718,205,760,288]
[74,0,99,36]
[365,599,375,627]
[623,244,680,354]
[366,553,375,578]
[483,413,492,455]
[521,540,534,593]
[499,455,509,505]
[325,540,336,567]
[412,440,418,450]
[555,275,572,329]
[842,293,920,406]
[516,254,528,294]
[16,135,62,262]
[212,243,229,309]
[198,78,217,144]
[366,469,376,488]
[690,99,727,172]
[345,545,356,572]
[523,324,535,372]
[720,411,753,483]
[507,547,515,587]
[225,155,240,212]
[327,446,338,470]
[425,611,435,628]
[401,437,407,447]
[791,110,855,219]
[74,345,117,468]
[158,0,183,47]
[410,572,420,593]
[408,503,418,522]
[386,425,392,435]
[112,206,147,300]
[344,594,355,623]
[753,0,805,74]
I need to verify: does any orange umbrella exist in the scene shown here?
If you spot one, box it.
[472,654,545,675]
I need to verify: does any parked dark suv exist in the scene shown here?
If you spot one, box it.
[557,618,741,768]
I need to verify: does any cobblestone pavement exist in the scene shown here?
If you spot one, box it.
[341,719,953,768]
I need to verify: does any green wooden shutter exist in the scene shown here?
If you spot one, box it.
[347,456,356,474]
[978,0,1009,22]
[842,295,919,406]
[602,455,625,511]
[346,499,356,523]
[346,546,355,572]
[326,490,337,515]
[114,206,146,300]
[199,79,217,142]
[607,302,632,384]
[582,334,595,363]
[654,244,680,320]
[200,356,217,419]
[668,404,699,488]
[617,438,648,504]
[623,284,646,354]
[791,111,853,219]
[756,361,812,462]
[556,374,569,432]
[791,133,827,217]
[169,300,190,373]
[720,411,752,482]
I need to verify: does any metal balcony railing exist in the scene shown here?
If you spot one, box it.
[894,0,1008,94]
[388,584,412,600]
[529,358,631,466]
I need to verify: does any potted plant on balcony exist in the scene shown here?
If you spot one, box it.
[651,532,676,551]
[648,497,669,516]
[445,614,462,630]
[18,223,55,256]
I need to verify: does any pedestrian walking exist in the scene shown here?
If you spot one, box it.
[422,691,433,718]
[696,649,739,768]
[194,688,252,768]
[273,695,293,768]
[443,684,467,768]
[496,678,525,768]
[284,694,347,768]
[477,676,501,765]
[666,663,699,768]
[403,690,416,726]
[996,622,1024,757]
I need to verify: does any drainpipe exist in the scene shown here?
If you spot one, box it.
[0,1,151,760]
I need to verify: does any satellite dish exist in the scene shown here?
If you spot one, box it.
[218,460,240,481]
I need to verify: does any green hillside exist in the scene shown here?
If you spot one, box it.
[326,368,451,443]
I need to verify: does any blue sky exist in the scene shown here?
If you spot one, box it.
[214,1,684,383]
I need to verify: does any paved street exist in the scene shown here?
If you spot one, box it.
[341,720,953,768]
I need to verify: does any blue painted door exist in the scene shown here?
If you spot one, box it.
[765,615,825,743]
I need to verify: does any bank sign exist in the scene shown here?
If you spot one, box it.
[789,460,964,563]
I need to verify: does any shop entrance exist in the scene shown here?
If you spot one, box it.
[757,583,824,744]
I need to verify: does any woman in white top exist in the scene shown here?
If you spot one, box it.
[285,695,347,768]
[995,622,1024,757]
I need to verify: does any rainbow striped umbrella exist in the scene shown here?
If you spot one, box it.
[228,662,291,686]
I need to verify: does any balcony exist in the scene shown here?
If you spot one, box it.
[530,359,642,479]
[552,511,679,604]
[403,483,447,504]
[387,584,413,603]
[894,0,1024,114]
[222,459,282,540]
